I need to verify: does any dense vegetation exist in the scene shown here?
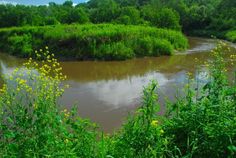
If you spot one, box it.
[0,0,235,41]
[0,24,188,60]
[0,41,235,157]
[0,0,235,59]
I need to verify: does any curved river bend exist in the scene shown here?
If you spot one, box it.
[0,37,235,132]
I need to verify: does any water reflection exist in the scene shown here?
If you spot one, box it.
[0,37,235,132]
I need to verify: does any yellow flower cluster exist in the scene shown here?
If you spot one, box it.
[230,54,236,66]
[0,84,7,94]
[0,46,69,111]
[23,46,69,99]
[63,109,70,119]
[151,120,165,135]
[151,120,158,127]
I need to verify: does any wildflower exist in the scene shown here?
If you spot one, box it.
[0,89,5,93]
[19,79,26,85]
[151,120,158,127]
[160,129,164,134]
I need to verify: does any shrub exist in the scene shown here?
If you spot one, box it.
[226,30,236,43]
[7,33,33,57]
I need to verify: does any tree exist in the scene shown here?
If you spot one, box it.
[63,0,73,7]
[66,7,89,24]
[89,0,119,23]
[116,7,142,25]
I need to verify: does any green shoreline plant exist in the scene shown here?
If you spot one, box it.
[0,42,235,157]
[0,24,188,60]
[226,30,236,43]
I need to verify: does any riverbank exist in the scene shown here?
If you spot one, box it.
[0,24,188,61]
[187,29,236,43]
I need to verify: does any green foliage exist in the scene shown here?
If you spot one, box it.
[89,0,120,23]
[96,42,135,60]
[226,30,236,43]
[0,3,90,27]
[134,37,174,56]
[0,0,235,43]
[0,24,188,60]
[0,49,99,157]
[162,42,236,157]
[141,6,181,31]
[7,33,33,57]
[109,81,168,157]
[115,6,142,25]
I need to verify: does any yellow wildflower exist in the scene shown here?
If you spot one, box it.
[151,120,158,127]
[160,129,164,134]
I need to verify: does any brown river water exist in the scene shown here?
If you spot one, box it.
[0,37,235,132]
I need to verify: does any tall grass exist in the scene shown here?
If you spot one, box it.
[0,24,188,60]
[0,42,235,157]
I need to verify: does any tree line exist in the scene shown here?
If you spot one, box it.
[0,0,234,32]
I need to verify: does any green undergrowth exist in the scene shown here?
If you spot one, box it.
[0,24,188,60]
[226,30,236,43]
[0,42,235,157]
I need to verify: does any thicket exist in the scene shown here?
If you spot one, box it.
[0,24,188,60]
[0,42,235,157]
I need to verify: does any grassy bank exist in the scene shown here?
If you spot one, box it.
[0,42,235,157]
[0,24,188,60]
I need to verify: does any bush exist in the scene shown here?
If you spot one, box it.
[226,30,236,42]
[7,33,33,57]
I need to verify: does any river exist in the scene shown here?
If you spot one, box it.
[0,37,235,132]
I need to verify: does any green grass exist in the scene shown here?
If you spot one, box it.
[0,24,188,60]
[0,42,235,157]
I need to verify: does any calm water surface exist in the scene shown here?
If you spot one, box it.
[0,37,235,132]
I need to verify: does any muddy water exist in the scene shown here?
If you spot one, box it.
[0,37,235,132]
